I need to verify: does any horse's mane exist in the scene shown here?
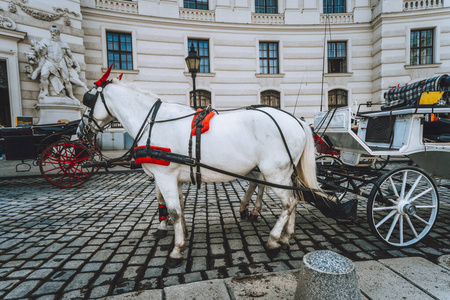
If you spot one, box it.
[112,78,162,100]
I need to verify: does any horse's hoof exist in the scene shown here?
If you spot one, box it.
[266,247,281,259]
[153,230,168,239]
[280,243,290,252]
[240,209,248,219]
[165,257,183,268]
[247,214,258,222]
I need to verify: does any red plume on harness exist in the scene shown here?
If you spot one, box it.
[94,64,113,87]
[117,73,123,80]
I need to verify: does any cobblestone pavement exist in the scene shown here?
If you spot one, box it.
[0,170,449,299]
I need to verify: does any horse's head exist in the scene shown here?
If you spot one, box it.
[77,66,123,142]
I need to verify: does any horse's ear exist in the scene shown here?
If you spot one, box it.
[117,73,123,81]
[95,64,113,87]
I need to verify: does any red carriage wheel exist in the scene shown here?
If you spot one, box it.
[39,141,94,187]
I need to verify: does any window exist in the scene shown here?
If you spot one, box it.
[188,39,210,73]
[259,42,279,74]
[410,29,434,65]
[328,89,348,109]
[106,32,133,70]
[190,90,211,108]
[323,0,346,13]
[327,41,347,73]
[261,90,280,107]
[184,0,208,10]
[255,0,278,13]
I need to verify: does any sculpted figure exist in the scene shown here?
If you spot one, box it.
[26,25,88,103]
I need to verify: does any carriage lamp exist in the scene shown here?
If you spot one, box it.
[185,44,201,109]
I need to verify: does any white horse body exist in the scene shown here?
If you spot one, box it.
[84,80,319,263]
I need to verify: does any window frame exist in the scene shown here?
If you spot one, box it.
[190,89,212,108]
[187,39,211,73]
[323,0,346,13]
[328,89,348,110]
[255,0,278,14]
[184,0,209,10]
[101,27,137,72]
[410,28,434,65]
[327,41,347,73]
[260,90,281,108]
[106,31,133,70]
[259,41,279,75]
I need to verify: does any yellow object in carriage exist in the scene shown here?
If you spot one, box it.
[419,91,444,105]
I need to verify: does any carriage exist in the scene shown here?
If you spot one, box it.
[313,74,450,247]
[0,120,95,187]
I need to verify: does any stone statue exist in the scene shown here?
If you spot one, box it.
[26,25,88,104]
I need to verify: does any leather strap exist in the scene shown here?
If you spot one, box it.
[188,107,212,188]
[145,99,163,155]
[195,119,203,188]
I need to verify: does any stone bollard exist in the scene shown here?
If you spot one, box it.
[294,250,361,300]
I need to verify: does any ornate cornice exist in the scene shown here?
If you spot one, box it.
[0,8,16,30]
[9,0,80,26]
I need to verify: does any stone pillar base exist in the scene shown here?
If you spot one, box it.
[295,250,361,300]
[35,96,83,124]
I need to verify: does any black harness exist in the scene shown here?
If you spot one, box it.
[80,81,115,140]
[189,106,215,188]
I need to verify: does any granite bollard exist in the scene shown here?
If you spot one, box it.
[294,250,361,300]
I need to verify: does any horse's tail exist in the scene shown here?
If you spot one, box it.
[296,121,320,190]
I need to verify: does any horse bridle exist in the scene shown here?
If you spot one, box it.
[79,81,115,141]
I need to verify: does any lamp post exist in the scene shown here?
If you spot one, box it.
[185,44,201,109]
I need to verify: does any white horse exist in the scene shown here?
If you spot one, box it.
[78,72,319,267]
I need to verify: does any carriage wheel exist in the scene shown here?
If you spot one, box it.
[316,155,349,201]
[40,141,94,188]
[367,166,439,247]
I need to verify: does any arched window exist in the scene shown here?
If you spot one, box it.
[190,90,211,108]
[328,89,348,110]
[261,90,280,107]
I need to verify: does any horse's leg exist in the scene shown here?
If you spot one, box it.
[240,181,257,219]
[155,175,185,267]
[248,183,264,221]
[153,186,169,239]
[263,177,296,256]
[178,182,188,237]
[280,206,296,250]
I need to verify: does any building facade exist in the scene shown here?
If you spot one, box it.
[0,0,449,144]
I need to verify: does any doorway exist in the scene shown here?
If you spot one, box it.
[0,60,11,127]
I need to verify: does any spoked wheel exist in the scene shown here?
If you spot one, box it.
[367,166,439,247]
[40,141,94,188]
[316,155,349,200]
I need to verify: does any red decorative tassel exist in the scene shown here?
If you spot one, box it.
[94,64,113,87]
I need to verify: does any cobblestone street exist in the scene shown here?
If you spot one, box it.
[0,170,449,299]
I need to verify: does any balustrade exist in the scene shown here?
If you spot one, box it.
[95,0,138,14]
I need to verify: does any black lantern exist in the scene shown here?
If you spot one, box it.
[185,44,201,109]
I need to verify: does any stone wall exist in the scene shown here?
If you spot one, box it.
[0,0,86,121]
[0,0,449,124]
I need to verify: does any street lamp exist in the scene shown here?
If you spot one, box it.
[185,44,201,109]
